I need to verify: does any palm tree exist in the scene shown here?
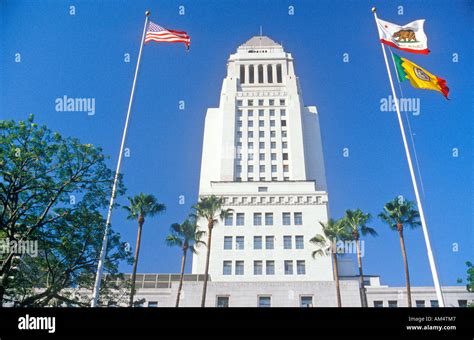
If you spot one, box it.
[165,217,206,307]
[310,218,349,307]
[378,197,421,307]
[344,209,377,307]
[124,193,165,307]
[192,195,232,307]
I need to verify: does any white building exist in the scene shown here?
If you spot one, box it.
[192,35,332,282]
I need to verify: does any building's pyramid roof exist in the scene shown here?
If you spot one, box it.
[241,36,280,47]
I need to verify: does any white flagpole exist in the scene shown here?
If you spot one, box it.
[91,10,151,307]
[371,7,445,307]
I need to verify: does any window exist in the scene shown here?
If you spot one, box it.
[254,236,262,249]
[248,109,253,117]
[253,213,262,226]
[267,65,273,83]
[272,177,277,181]
[236,213,244,226]
[248,165,254,173]
[458,300,468,307]
[265,213,273,226]
[248,131,254,138]
[248,121,253,128]
[248,177,254,181]
[249,65,254,83]
[235,261,244,275]
[271,165,277,173]
[258,109,264,117]
[258,296,271,308]
[225,213,233,226]
[276,64,282,83]
[374,301,384,308]
[282,142,288,149]
[284,177,290,181]
[265,236,274,249]
[270,131,276,138]
[282,212,291,225]
[280,99,285,105]
[283,236,292,249]
[270,109,275,116]
[430,300,439,307]
[300,296,313,308]
[416,300,425,308]
[259,141,264,149]
[223,261,232,275]
[281,120,287,127]
[282,130,287,137]
[258,65,264,83]
[270,120,275,127]
[236,236,244,250]
[148,301,158,307]
[297,261,306,275]
[283,153,288,160]
[237,99,243,106]
[271,142,276,149]
[259,131,264,138]
[248,153,254,160]
[254,261,263,275]
[259,165,265,173]
[216,296,229,307]
[266,260,275,275]
[259,120,264,127]
[295,236,304,249]
[294,212,303,225]
[237,121,242,128]
[283,165,289,172]
[388,300,398,308]
[240,65,245,83]
[224,236,232,250]
[248,99,253,106]
[237,110,242,117]
[258,186,268,192]
[269,99,274,106]
[237,131,242,138]
[284,260,293,275]
[271,153,277,160]
[258,99,264,106]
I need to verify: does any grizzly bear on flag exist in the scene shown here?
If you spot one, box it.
[392,29,416,42]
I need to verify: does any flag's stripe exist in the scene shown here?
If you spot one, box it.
[392,53,407,83]
[381,39,429,55]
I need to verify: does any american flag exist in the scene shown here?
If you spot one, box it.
[145,21,190,50]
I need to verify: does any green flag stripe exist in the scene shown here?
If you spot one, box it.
[391,52,407,82]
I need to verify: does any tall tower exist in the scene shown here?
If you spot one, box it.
[192,36,332,282]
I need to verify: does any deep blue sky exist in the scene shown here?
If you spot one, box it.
[1,0,472,288]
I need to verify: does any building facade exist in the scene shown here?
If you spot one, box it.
[192,36,332,282]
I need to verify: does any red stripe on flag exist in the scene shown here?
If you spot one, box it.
[380,39,430,55]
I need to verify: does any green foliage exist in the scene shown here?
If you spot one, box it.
[165,216,206,254]
[343,209,377,240]
[123,193,166,222]
[0,116,131,306]
[310,218,350,258]
[378,197,421,231]
[192,195,232,228]
[466,261,474,293]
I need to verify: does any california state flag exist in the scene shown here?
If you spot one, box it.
[376,18,429,54]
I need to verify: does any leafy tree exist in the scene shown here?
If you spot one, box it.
[378,197,420,307]
[123,193,165,307]
[166,216,205,307]
[344,209,377,307]
[311,218,350,307]
[466,261,474,293]
[192,195,232,307]
[0,115,131,306]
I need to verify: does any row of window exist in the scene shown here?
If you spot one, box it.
[217,295,313,308]
[223,260,306,276]
[237,108,286,117]
[225,212,303,226]
[236,141,289,152]
[235,151,287,161]
[373,300,468,308]
[224,235,304,250]
[237,119,287,128]
[237,164,289,174]
[237,98,286,107]
[236,130,287,139]
[236,176,290,182]
[239,64,283,85]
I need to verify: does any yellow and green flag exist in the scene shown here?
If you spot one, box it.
[392,53,449,99]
